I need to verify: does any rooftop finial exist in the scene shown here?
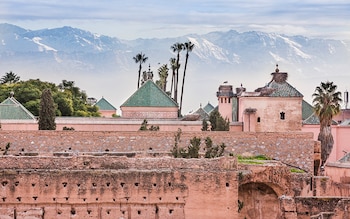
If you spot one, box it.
[275,64,279,73]
[9,91,14,98]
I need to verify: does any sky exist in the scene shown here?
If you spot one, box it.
[1,0,350,41]
[0,0,350,113]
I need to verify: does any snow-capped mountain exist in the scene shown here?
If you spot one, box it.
[0,23,349,113]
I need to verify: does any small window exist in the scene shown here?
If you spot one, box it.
[257,117,260,123]
[280,112,285,120]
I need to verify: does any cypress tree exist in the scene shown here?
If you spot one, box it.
[38,88,56,130]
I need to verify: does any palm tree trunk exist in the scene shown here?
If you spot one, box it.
[179,53,189,116]
[318,125,334,166]
[137,63,142,89]
[174,53,180,103]
[170,71,174,97]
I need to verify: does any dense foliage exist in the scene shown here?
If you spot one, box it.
[0,74,100,117]
[209,109,230,131]
[38,88,56,130]
[171,129,226,158]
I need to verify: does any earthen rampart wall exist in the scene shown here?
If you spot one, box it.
[0,131,315,173]
[0,157,237,219]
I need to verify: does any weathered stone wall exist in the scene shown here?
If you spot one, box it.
[295,197,342,219]
[0,131,315,173]
[0,156,238,219]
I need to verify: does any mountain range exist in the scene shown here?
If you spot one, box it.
[0,23,349,114]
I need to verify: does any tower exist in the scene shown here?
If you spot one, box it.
[216,82,235,122]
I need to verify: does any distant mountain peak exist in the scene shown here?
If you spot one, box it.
[0,23,349,113]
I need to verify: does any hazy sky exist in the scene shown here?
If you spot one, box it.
[1,0,350,40]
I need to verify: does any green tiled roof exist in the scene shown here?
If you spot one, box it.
[302,100,320,124]
[302,100,338,125]
[267,81,303,97]
[95,97,116,110]
[121,80,178,107]
[192,107,210,120]
[0,97,36,120]
[203,102,215,114]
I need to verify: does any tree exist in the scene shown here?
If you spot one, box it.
[133,52,148,89]
[169,57,179,98]
[209,109,229,131]
[170,43,184,104]
[201,119,209,131]
[0,79,99,117]
[155,64,169,91]
[38,88,56,130]
[179,41,195,116]
[0,71,20,84]
[204,137,226,158]
[312,81,342,166]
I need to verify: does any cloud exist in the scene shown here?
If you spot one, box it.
[0,0,349,40]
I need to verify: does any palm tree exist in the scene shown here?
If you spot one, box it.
[156,64,169,91]
[170,43,184,103]
[133,52,148,89]
[179,41,195,116]
[312,81,342,167]
[169,57,179,98]
[0,71,20,84]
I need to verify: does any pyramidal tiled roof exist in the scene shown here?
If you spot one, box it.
[121,80,178,107]
[0,97,36,120]
[301,100,338,125]
[95,97,116,110]
[203,102,215,114]
[266,80,303,97]
[192,107,210,120]
[302,100,320,124]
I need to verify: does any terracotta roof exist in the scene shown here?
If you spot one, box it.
[121,80,178,107]
[95,97,116,110]
[0,97,36,120]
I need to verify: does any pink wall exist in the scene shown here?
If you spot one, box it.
[325,163,350,183]
[121,106,178,119]
[218,96,233,122]
[238,96,302,132]
[1,118,243,132]
[302,125,350,162]
[0,121,38,130]
[99,110,116,118]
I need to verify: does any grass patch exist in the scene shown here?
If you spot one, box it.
[237,154,271,165]
[237,154,270,160]
[290,168,305,173]
[238,160,265,165]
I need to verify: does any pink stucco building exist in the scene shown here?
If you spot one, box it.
[94,97,117,117]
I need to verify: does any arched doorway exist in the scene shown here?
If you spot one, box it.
[238,182,281,219]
